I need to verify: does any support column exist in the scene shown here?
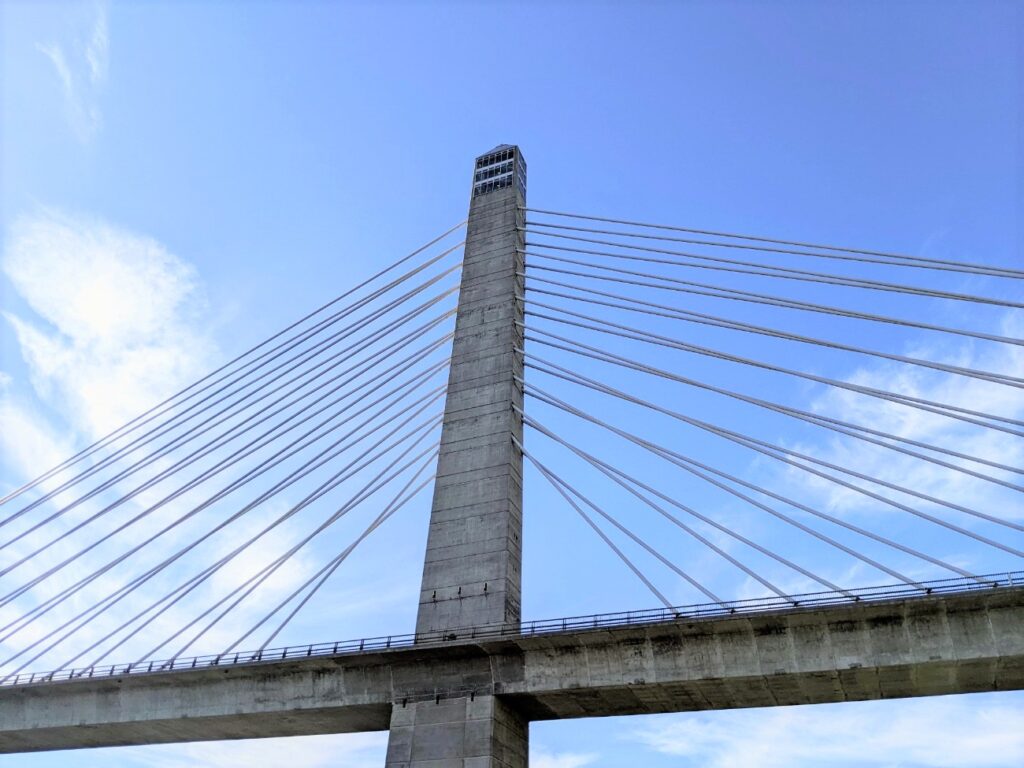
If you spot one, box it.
[385,695,528,768]
[416,145,526,637]
[385,146,529,766]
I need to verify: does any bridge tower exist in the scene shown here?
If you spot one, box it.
[385,146,529,767]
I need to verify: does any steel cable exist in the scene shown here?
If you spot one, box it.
[521,303,1024,434]
[2,401,445,678]
[523,275,1023,388]
[522,413,800,598]
[1,259,462,530]
[524,331,1023,530]
[0,333,454,600]
[521,358,1024,557]
[0,224,465,506]
[523,325,1024,490]
[524,253,1024,347]
[523,208,1024,278]
[0,360,450,643]
[143,433,441,665]
[521,412,845,593]
[233,453,438,655]
[519,440,677,610]
[520,377,963,582]
[0,293,456,556]
[525,236,1024,309]
[526,219,1024,279]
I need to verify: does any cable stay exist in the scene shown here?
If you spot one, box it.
[0,362,450,639]
[1,402,445,680]
[522,411,825,597]
[526,220,1023,279]
[0,301,457,558]
[525,234,1024,309]
[1,259,462,531]
[523,253,1024,347]
[0,224,466,507]
[0,352,449,621]
[523,325,1024,489]
[0,346,453,610]
[520,411,845,594]
[523,208,1024,279]
[523,274,1024,388]
[229,452,438,656]
[519,377,976,583]
[520,357,1024,557]
[521,304,1024,435]
[138,435,441,666]
[30,420,440,678]
[69,405,444,674]
[518,441,677,611]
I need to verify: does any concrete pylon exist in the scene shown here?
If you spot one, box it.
[385,146,528,767]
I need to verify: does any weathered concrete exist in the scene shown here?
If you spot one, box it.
[1,588,1021,753]
[415,145,526,639]
[385,695,527,768]
[396,145,528,766]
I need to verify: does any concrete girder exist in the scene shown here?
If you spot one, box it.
[0,588,1021,753]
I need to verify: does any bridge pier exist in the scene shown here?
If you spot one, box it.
[387,145,529,765]
[385,695,528,768]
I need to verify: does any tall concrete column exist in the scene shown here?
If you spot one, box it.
[416,146,526,637]
[385,146,528,767]
[385,695,528,768]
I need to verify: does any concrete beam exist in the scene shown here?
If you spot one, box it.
[1,588,1021,753]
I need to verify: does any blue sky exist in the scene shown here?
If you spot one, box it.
[1,1,1022,766]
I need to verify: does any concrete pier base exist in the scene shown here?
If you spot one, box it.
[385,695,528,768]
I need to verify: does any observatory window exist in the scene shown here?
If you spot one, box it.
[473,149,520,197]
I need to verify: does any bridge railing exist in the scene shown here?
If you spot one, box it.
[5,570,1020,688]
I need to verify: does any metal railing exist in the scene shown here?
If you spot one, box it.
[4,570,1020,688]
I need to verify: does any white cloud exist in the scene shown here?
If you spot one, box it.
[36,2,110,142]
[773,311,1024,539]
[3,208,215,440]
[632,695,1024,767]
[0,209,236,671]
[531,748,598,768]
[0,208,362,679]
[85,3,109,86]
[114,732,386,768]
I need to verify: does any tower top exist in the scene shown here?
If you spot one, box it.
[472,144,527,198]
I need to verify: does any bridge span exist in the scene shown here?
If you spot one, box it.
[1,583,1021,755]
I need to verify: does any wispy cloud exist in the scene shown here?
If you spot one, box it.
[85,3,109,86]
[786,311,1024,520]
[729,308,1024,587]
[0,209,215,663]
[3,208,215,441]
[531,749,599,768]
[113,732,387,768]
[631,694,1024,767]
[0,210,335,675]
[36,2,110,142]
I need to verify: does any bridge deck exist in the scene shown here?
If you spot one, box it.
[1,586,1022,752]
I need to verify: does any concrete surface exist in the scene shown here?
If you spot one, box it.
[1,587,1021,753]
[414,150,526,641]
